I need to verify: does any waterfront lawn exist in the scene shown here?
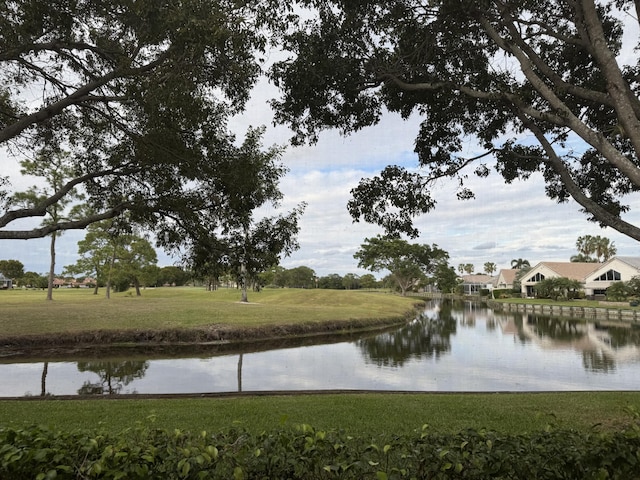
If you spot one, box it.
[0,392,639,438]
[0,287,420,337]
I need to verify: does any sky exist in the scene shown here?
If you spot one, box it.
[2,44,640,279]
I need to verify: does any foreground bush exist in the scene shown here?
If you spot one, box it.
[1,417,640,479]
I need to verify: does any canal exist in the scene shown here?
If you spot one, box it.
[1,299,638,397]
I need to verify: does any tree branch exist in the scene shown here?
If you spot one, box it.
[520,112,640,241]
[0,51,169,143]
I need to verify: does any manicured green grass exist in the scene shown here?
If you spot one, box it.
[1,392,638,438]
[0,287,420,337]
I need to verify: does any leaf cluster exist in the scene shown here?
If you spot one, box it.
[0,0,288,240]
[2,413,640,479]
[270,0,640,240]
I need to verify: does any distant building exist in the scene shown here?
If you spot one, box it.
[459,274,494,295]
[520,262,601,297]
[494,269,518,290]
[0,274,12,289]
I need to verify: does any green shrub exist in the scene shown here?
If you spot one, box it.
[2,413,640,479]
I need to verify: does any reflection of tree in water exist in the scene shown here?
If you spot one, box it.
[77,360,149,395]
[358,302,457,367]
[526,316,585,342]
[582,350,616,373]
[605,325,640,349]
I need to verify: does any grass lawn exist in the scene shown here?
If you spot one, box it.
[1,392,639,438]
[0,287,421,337]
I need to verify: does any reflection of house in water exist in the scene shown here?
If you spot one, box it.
[498,314,640,369]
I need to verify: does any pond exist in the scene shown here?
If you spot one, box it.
[1,299,639,397]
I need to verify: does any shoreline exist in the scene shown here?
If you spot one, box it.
[0,313,418,360]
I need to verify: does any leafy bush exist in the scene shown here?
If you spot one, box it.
[606,281,630,302]
[2,412,640,479]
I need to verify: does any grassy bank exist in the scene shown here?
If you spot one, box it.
[0,287,421,342]
[1,392,639,437]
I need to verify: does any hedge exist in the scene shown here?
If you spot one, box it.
[1,417,639,479]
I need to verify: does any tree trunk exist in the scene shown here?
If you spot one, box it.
[240,262,248,303]
[134,277,141,296]
[106,245,116,299]
[40,361,48,397]
[46,232,56,301]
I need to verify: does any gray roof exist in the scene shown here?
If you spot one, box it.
[613,257,640,270]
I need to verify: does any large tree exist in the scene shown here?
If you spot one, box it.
[0,0,283,240]
[270,0,640,240]
[180,128,306,302]
[354,235,449,295]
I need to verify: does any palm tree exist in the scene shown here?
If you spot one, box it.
[510,258,530,269]
[484,262,497,275]
[593,236,617,262]
[575,235,616,262]
[570,253,596,263]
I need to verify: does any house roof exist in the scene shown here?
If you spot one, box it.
[496,269,518,285]
[611,256,640,270]
[460,274,494,284]
[534,262,602,281]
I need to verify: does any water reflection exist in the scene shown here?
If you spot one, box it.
[498,311,640,373]
[1,299,640,397]
[358,301,457,367]
[76,361,149,395]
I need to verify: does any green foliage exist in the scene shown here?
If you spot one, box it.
[575,235,617,262]
[2,414,640,479]
[434,264,459,294]
[355,236,449,296]
[0,259,24,279]
[270,1,640,242]
[606,281,630,302]
[0,0,286,240]
[510,259,530,270]
[535,277,583,301]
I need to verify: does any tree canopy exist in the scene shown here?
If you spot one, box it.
[0,0,284,240]
[270,0,640,241]
[354,235,448,295]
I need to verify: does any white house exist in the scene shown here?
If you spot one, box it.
[583,257,640,297]
[494,269,518,290]
[520,262,602,297]
[460,274,495,295]
[520,257,640,298]
[0,274,12,289]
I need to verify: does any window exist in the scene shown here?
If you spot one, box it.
[528,273,545,282]
[595,270,621,281]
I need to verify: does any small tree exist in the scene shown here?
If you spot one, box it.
[13,150,84,300]
[0,259,24,281]
[535,277,583,301]
[434,264,459,294]
[511,259,531,270]
[483,262,497,276]
[606,282,630,302]
[354,236,449,296]
[359,274,378,290]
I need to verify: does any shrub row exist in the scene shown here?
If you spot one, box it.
[1,418,640,479]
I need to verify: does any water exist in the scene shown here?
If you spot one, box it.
[1,299,639,397]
